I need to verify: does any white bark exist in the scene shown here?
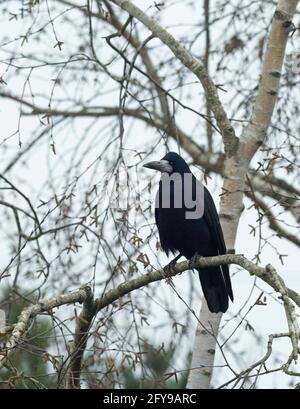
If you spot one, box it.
[188,0,298,389]
[107,0,299,389]
[0,309,5,335]
[1,254,299,376]
[187,304,222,389]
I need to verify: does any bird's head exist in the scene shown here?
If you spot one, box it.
[143,152,191,174]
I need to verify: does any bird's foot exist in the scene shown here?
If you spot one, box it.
[163,260,176,277]
[189,252,201,269]
[163,254,182,277]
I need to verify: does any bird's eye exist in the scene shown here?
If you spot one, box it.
[169,161,174,166]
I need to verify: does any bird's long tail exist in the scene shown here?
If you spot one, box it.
[197,265,233,313]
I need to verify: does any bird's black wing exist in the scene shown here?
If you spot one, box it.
[203,186,233,301]
[154,204,161,245]
[154,186,171,256]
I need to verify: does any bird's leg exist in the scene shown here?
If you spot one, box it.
[163,253,182,277]
[189,252,201,269]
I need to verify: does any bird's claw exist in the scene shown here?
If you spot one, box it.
[163,253,182,277]
[163,259,177,276]
[189,253,201,269]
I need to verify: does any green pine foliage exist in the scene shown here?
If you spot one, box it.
[0,286,57,389]
[121,342,189,389]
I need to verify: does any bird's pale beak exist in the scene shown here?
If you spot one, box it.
[143,160,173,173]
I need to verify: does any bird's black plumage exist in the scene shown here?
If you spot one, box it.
[144,152,233,313]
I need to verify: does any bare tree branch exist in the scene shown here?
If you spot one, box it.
[1,254,299,387]
[66,286,95,389]
[188,0,299,389]
[109,0,238,155]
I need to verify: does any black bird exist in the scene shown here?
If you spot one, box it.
[143,152,233,313]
